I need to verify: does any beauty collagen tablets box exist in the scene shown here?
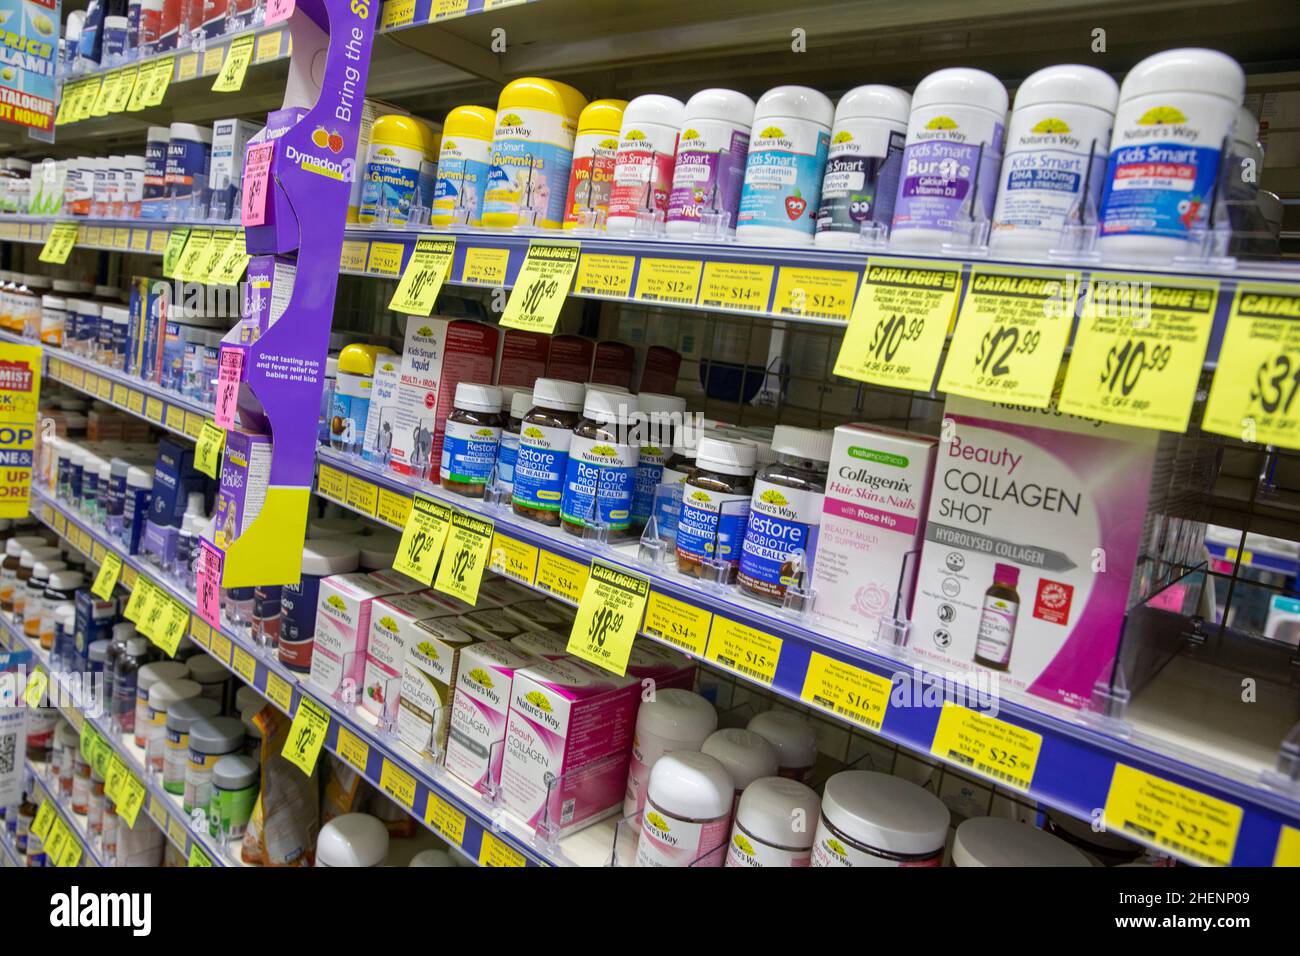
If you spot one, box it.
[443,641,540,795]
[397,616,484,761]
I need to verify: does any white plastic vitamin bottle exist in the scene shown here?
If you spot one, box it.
[890,68,1009,251]
[623,686,717,819]
[988,65,1119,257]
[815,85,911,247]
[665,88,756,238]
[810,771,950,867]
[736,86,834,245]
[725,776,820,868]
[606,94,686,234]
[635,750,734,868]
[1097,48,1245,262]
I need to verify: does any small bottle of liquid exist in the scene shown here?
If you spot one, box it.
[974,563,1020,671]
[111,637,152,735]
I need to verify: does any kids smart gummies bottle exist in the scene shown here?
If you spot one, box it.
[889,68,1008,251]
[606,94,686,234]
[563,99,626,230]
[973,563,1020,671]
[432,105,496,228]
[1097,48,1245,262]
[736,86,834,245]
[988,65,1119,257]
[482,77,588,230]
[665,88,755,238]
[815,85,910,247]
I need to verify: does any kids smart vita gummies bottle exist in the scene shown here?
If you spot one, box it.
[563,99,627,230]
[889,68,1008,250]
[736,86,834,245]
[1097,48,1245,262]
[666,88,756,238]
[988,65,1118,257]
[606,94,686,234]
[815,85,910,247]
[431,105,496,228]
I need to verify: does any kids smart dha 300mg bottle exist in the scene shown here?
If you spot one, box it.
[1097,48,1245,262]
[988,65,1119,257]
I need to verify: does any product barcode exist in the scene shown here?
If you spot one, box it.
[974,762,1025,786]
[730,662,771,683]
[1158,837,1219,866]
[0,731,15,775]
[945,748,976,767]
[833,704,881,730]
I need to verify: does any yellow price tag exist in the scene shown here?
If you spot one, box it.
[633,257,703,306]
[165,405,186,433]
[55,83,74,125]
[144,56,175,106]
[174,228,213,281]
[433,510,493,604]
[479,830,525,867]
[254,31,282,63]
[32,801,56,841]
[381,0,416,28]
[55,828,83,868]
[488,533,538,585]
[1104,763,1241,866]
[393,493,452,585]
[212,35,255,92]
[366,242,405,276]
[535,551,587,603]
[432,0,470,17]
[39,223,79,264]
[1059,274,1217,430]
[116,768,147,828]
[44,818,73,864]
[930,701,1041,791]
[772,267,858,321]
[23,668,48,708]
[377,488,411,528]
[231,646,257,685]
[162,227,191,278]
[344,476,378,516]
[379,758,417,808]
[265,672,293,713]
[184,412,205,439]
[339,240,368,272]
[75,79,99,121]
[92,552,123,601]
[938,268,1078,408]
[500,241,581,334]
[424,793,467,845]
[109,66,137,112]
[126,63,151,111]
[460,247,510,285]
[149,227,170,253]
[124,575,156,624]
[193,229,235,283]
[642,592,711,655]
[201,45,225,75]
[146,397,165,423]
[188,844,213,866]
[1202,285,1300,446]
[1275,825,1300,867]
[388,237,456,315]
[177,52,200,81]
[209,229,251,285]
[92,70,119,115]
[281,696,330,776]
[705,618,782,685]
[566,561,650,676]
[800,652,891,731]
[125,389,145,416]
[698,261,773,312]
[336,726,369,773]
[835,258,963,390]
[316,464,347,502]
[208,630,232,665]
[195,420,226,480]
[573,253,635,298]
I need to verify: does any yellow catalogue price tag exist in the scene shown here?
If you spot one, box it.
[392,493,452,585]
[1203,284,1300,447]
[930,701,1041,791]
[39,223,79,265]
[938,268,1078,408]
[566,561,650,676]
[92,551,123,601]
[282,696,330,776]
[144,56,175,107]
[800,652,892,732]
[433,510,494,605]
[1059,274,1218,431]
[174,228,213,281]
[162,228,191,278]
[212,35,255,92]
[124,575,156,623]
[834,258,962,391]
[1104,764,1241,866]
[500,241,580,334]
[388,237,456,315]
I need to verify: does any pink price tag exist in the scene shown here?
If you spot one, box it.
[241,142,275,227]
[197,541,223,632]
[265,0,294,25]
[214,347,244,428]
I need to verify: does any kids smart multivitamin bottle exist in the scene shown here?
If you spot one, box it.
[815,85,910,247]
[606,94,686,234]
[736,86,834,245]
[666,88,755,239]
[988,65,1118,257]
[889,68,1008,251]
[482,77,588,230]
[973,563,1020,671]
[563,99,626,230]
[431,105,496,228]
[1097,48,1245,262]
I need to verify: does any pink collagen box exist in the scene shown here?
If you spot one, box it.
[362,592,450,722]
[444,641,540,796]
[308,573,406,701]
[500,657,639,836]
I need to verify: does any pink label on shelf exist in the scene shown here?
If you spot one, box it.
[241,143,276,227]
[264,0,294,26]
[197,541,223,632]
[214,347,245,428]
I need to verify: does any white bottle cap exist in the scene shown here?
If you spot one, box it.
[821,771,951,857]
[146,126,171,143]
[235,685,264,716]
[701,728,778,791]
[508,389,533,420]
[356,532,400,571]
[300,538,361,576]
[754,85,835,129]
[769,425,833,463]
[952,817,1091,867]
[316,813,390,867]
[169,122,213,145]
[186,655,230,688]
[746,710,818,773]
[308,516,364,538]
[621,93,686,131]
[735,776,821,850]
[634,688,717,745]
[582,388,637,423]
[531,378,585,412]
[911,67,1009,116]
[147,678,201,711]
[127,466,153,489]
[647,750,734,821]
[32,560,66,580]
[48,570,85,592]
[834,85,912,125]
[695,436,756,476]
[138,660,189,694]
[682,88,757,128]
[1118,48,1245,105]
[454,382,503,414]
[409,848,459,867]
[1013,64,1118,114]
[635,392,687,417]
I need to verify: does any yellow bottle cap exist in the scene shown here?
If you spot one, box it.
[442,105,496,142]
[368,114,430,156]
[496,77,588,123]
[577,99,628,137]
[338,344,394,376]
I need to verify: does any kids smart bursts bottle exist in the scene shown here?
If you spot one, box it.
[482,78,588,231]
[563,99,627,230]
[432,105,496,228]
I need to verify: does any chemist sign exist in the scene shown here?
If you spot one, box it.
[0,342,40,516]
[0,0,59,133]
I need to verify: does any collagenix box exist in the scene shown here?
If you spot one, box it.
[500,658,639,836]
[443,641,538,796]
[213,429,272,549]
[397,616,483,760]
[387,317,498,483]
[361,592,448,723]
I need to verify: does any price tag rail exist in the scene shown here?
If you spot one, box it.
[313,449,1300,866]
[21,757,104,867]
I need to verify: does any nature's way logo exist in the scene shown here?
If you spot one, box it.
[925,116,958,130]
[759,126,785,138]
[832,130,854,144]
[379,615,398,633]
[443,140,457,151]
[417,325,434,336]
[689,490,712,503]
[416,641,440,659]
[475,428,495,438]
[826,837,848,858]
[499,113,523,127]
[732,833,755,856]
[523,427,544,439]
[624,129,647,141]
[646,811,670,832]
[326,595,347,612]
[1137,105,1187,125]
[598,137,620,150]
[1031,117,1071,134]
[682,128,701,141]
[759,489,788,506]
[468,668,493,688]
[524,690,552,712]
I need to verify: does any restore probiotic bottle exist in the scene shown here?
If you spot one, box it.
[988,65,1119,258]
[559,390,639,538]
[1097,48,1245,262]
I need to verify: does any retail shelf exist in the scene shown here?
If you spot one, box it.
[24,758,103,867]
[313,447,1300,867]
[1205,539,1300,577]
[28,485,611,867]
[0,831,20,867]
[44,349,211,442]
[0,216,173,254]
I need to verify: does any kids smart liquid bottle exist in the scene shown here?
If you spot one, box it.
[973,563,1020,670]
[432,105,496,228]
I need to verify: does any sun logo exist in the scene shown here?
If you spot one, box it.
[525,690,552,712]
[1137,106,1187,125]
[499,113,523,126]
[690,490,711,502]
[624,129,646,141]
[469,668,493,688]
[326,595,347,611]
[417,325,434,336]
[1030,118,1071,134]
[416,641,439,658]
[646,811,670,831]
[925,116,959,131]
[759,489,788,505]
[732,833,755,855]
[832,130,854,144]
[524,427,544,439]
[379,615,398,632]
[760,126,785,138]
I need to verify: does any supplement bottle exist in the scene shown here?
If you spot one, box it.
[890,68,1009,250]
[22,558,66,638]
[440,382,504,498]
[331,344,394,455]
[142,126,170,218]
[163,697,221,795]
[675,436,756,581]
[651,423,701,542]
[810,771,950,867]
[952,817,1090,867]
[1097,48,1245,262]
[512,378,585,525]
[989,65,1119,257]
[103,621,136,705]
[725,776,821,868]
[185,654,231,707]
[624,688,718,819]
[973,562,1020,670]
[315,813,390,867]
[111,637,152,735]
[134,659,190,747]
[736,86,834,244]
[359,114,439,225]
[737,425,832,604]
[482,78,589,230]
[666,88,755,237]
[635,750,734,868]
[432,105,497,228]
[702,728,779,809]
[560,389,639,538]
[494,388,532,493]
[209,754,259,840]
[38,570,82,653]
[747,710,818,783]
[38,295,66,347]
[165,122,212,220]
[563,99,626,230]
[815,85,911,247]
[0,536,46,611]
[606,94,686,233]
[184,716,245,815]
[278,539,360,673]
[144,678,201,772]
[630,392,687,534]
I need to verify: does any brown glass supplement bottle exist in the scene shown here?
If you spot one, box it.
[0,535,49,612]
[440,382,504,498]
[511,379,586,526]
[675,437,757,581]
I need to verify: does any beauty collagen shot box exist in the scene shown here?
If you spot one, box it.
[443,641,540,796]
[499,657,639,836]
[910,395,1170,710]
